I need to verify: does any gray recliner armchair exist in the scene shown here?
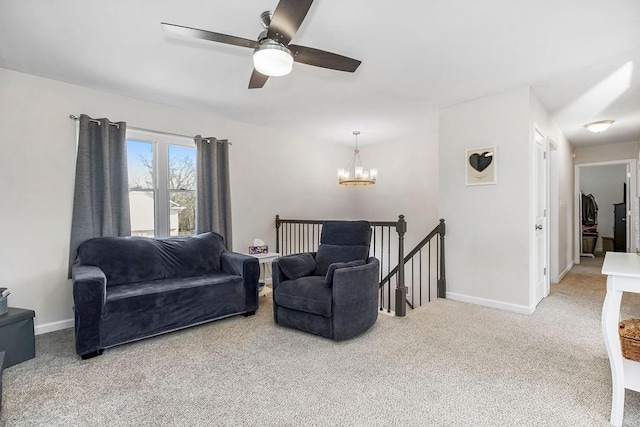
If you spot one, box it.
[272,221,380,341]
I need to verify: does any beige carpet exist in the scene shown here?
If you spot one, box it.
[4,257,640,426]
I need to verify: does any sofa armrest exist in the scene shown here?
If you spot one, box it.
[331,257,380,341]
[72,265,107,357]
[221,251,260,312]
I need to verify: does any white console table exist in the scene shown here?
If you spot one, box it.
[246,252,280,297]
[602,252,640,426]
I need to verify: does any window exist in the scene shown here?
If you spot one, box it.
[126,130,196,237]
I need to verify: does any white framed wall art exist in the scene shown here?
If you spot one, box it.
[465,146,497,186]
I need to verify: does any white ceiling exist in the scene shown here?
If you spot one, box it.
[1,0,639,147]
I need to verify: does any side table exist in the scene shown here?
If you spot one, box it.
[602,252,640,426]
[245,252,280,296]
[0,307,36,368]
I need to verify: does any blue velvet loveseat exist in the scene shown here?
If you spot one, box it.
[72,232,259,359]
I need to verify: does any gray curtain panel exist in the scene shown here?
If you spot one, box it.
[195,135,232,249]
[68,114,131,275]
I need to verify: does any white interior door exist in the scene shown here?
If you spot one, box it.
[534,130,548,304]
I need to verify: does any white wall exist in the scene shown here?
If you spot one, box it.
[350,128,440,250]
[0,67,354,333]
[439,87,574,313]
[580,165,627,250]
[574,141,639,165]
[439,88,532,312]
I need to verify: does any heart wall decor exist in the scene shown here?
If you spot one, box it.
[469,152,493,172]
[465,146,497,186]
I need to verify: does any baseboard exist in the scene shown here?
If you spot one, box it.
[446,292,534,315]
[34,318,74,335]
[557,261,574,283]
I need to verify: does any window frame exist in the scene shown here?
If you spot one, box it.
[126,129,196,238]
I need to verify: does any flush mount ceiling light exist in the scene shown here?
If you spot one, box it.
[337,131,377,186]
[252,40,294,77]
[584,120,615,133]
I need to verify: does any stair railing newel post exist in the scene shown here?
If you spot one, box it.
[395,215,407,317]
[275,215,281,254]
[438,218,446,299]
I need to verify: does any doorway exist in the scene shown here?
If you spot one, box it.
[574,160,636,264]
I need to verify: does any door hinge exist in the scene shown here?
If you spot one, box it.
[628,172,632,178]
[544,209,546,217]
[544,152,547,159]
[544,268,547,275]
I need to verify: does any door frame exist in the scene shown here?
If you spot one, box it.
[548,139,559,283]
[573,159,637,264]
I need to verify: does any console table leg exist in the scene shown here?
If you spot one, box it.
[602,281,624,426]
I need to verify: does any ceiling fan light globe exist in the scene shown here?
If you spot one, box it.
[253,42,293,77]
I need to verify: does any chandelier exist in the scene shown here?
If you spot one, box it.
[337,131,377,186]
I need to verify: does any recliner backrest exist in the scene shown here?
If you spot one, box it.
[320,221,372,247]
[313,221,372,276]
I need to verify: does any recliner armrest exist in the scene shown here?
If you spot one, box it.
[331,258,379,299]
[331,257,380,341]
[272,252,317,290]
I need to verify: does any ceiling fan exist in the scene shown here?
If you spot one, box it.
[161,0,361,89]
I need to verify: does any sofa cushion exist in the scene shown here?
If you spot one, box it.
[274,276,332,317]
[102,272,245,346]
[76,232,226,286]
[278,253,316,280]
[324,259,366,287]
[313,244,369,276]
[106,272,243,302]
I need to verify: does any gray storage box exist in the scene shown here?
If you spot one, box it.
[0,308,35,368]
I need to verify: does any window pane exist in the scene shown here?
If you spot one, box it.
[168,144,196,191]
[170,191,195,236]
[129,191,156,237]
[127,140,154,190]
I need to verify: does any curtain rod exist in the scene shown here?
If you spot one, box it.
[69,115,231,145]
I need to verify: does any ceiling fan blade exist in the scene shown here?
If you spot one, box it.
[249,69,269,89]
[267,0,314,45]
[161,23,259,49]
[289,45,361,72]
